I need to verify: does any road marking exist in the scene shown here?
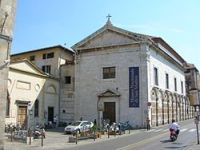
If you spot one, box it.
[153,129,162,132]
[163,129,169,132]
[188,129,196,132]
[180,128,187,132]
[118,131,169,150]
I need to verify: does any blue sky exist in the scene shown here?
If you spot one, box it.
[12,0,200,69]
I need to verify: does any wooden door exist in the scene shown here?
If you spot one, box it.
[17,106,27,128]
[103,102,116,124]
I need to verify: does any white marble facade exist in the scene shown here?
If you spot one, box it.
[72,20,193,128]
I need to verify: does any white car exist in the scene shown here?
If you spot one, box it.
[64,121,94,134]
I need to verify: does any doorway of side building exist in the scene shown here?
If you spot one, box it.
[48,107,54,123]
[17,106,27,129]
[103,102,116,124]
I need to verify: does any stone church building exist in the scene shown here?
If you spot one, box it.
[72,19,194,128]
[5,19,197,130]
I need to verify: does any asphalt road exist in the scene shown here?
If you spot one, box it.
[64,119,198,150]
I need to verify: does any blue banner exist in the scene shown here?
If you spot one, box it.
[129,67,139,107]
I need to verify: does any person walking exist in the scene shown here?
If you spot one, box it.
[146,117,151,130]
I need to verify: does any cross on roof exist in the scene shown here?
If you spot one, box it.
[106,14,112,20]
[106,14,112,26]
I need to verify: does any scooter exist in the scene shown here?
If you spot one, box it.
[169,128,177,141]
[33,125,45,139]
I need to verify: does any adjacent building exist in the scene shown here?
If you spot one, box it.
[0,0,16,149]
[7,45,75,128]
[184,63,200,112]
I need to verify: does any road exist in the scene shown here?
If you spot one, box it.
[65,119,199,150]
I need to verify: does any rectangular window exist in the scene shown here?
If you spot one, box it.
[181,81,183,93]
[43,54,47,59]
[43,52,54,59]
[103,67,115,79]
[165,73,169,89]
[174,77,177,91]
[42,65,51,74]
[65,76,71,84]
[154,67,158,86]
[29,55,35,61]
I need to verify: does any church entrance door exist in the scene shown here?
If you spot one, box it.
[103,102,116,124]
[17,106,27,129]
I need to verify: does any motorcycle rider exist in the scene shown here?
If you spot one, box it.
[169,119,180,136]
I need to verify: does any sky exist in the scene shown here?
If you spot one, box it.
[12,0,200,69]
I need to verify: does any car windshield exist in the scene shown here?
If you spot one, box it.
[71,121,81,126]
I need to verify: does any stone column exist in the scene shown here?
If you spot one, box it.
[0,0,16,149]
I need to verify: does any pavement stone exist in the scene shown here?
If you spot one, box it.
[4,126,200,150]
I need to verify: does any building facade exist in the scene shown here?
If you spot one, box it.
[72,20,194,128]
[184,63,200,112]
[7,59,57,129]
[6,21,197,131]
[8,46,75,127]
[0,0,16,149]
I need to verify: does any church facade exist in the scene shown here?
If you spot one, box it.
[72,19,194,128]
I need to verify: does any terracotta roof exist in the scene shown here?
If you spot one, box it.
[11,45,74,56]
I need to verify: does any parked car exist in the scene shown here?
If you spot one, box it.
[64,121,94,134]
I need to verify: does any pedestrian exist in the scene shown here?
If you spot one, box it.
[94,119,97,126]
[146,117,150,130]
[53,115,57,127]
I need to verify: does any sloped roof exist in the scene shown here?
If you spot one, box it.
[9,59,48,77]
[11,45,74,56]
[72,20,186,65]
[72,20,154,50]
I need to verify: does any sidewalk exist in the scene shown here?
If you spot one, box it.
[4,124,200,150]
[4,128,141,150]
[185,141,200,150]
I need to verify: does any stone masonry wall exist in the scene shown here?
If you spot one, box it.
[0,0,16,149]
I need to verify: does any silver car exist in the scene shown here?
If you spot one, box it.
[64,121,94,134]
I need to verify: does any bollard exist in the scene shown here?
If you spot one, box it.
[94,130,96,141]
[29,136,31,145]
[41,135,43,147]
[75,130,78,144]
[10,129,13,142]
[28,128,32,145]
[114,128,116,137]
